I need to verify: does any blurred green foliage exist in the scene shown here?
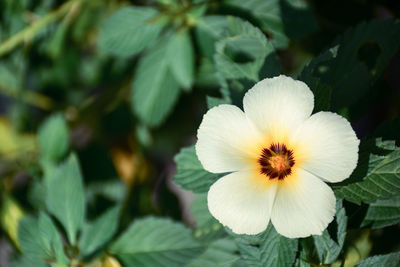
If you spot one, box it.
[0,0,400,266]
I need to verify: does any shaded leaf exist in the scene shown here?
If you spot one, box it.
[335,147,400,205]
[167,30,195,89]
[361,195,400,228]
[300,20,400,111]
[313,200,347,264]
[355,252,400,267]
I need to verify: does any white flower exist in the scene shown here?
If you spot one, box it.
[195,75,359,238]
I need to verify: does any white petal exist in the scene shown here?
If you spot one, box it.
[293,112,360,183]
[271,169,336,238]
[196,104,263,173]
[208,171,277,235]
[243,75,314,141]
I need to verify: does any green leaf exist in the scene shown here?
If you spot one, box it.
[131,39,181,127]
[195,16,229,59]
[335,147,400,204]
[298,49,336,112]
[224,0,289,48]
[191,194,226,243]
[46,154,85,245]
[173,145,221,193]
[355,252,400,267]
[18,213,67,266]
[361,195,400,228]
[188,238,239,267]
[301,19,400,110]
[234,224,298,267]
[313,200,347,264]
[10,255,48,267]
[167,30,195,90]
[206,95,231,109]
[38,113,69,162]
[37,212,68,265]
[18,216,47,259]
[109,217,203,267]
[214,17,274,81]
[98,7,164,57]
[79,206,120,257]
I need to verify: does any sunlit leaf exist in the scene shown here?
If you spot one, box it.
[79,206,120,256]
[233,224,298,267]
[361,195,400,228]
[131,39,180,127]
[167,30,195,90]
[99,7,164,57]
[46,154,85,245]
[38,113,69,163]
[173,145,221,193]
[188,238,239,267]
[191,194,226,242]
[109,217,203,266]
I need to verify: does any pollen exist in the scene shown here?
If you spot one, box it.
[258,143,295,180]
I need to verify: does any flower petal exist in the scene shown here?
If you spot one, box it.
[208,171,277,235]
[196,104,263,173]
[293,112,360,183]
[271,169,336,238]
[243,75,314,141]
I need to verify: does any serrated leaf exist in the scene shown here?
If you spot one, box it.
[167,30,195,89]
[109,217,203,267]
[223,0,288,48]
[214,17,274,81]
[173,145,221,193]
[131,39,181,127]
[361,195,400,228]
[38,113,69,162]
[355,252,400,267]
[188,238,239,267]
[191,194,226,243]
[313,200,347,264]
[195,16,230,59]
[234,224,298,267]
[335,147,400,204]
[79,206,120,256]
[46,154,85,245]
[98,7,164,57]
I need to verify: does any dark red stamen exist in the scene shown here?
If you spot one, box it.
[258,143,295,180]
